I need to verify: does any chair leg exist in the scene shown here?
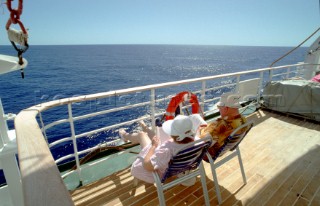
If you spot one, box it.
[211,163,222,205]
[133,177,139,187]
[199,162,210,206]
[236,147,247,184]
[153,173,166,206]
[156,185,166,206]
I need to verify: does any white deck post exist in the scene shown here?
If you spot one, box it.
[269,70,273,82]
[68,103,83,185]
[0,99,10,147]
[258,72,264,104]
[201,81,206,113]
[0,99,23,205]
[150,89,156,131]
[236,74,240,93]
[286,67,291,79]
[0,150,23,206]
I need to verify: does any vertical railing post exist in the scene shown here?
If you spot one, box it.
[201,81,206,113]
[269,69,273,82]
[286,67,291,79]
[150,89,156,132]
[38,112,49,145]
[0,98,23,206]
[296,62,304,77]
[68,103,83,185]
[0,152,23,206]
[236,75,240,93]
[258,71,264,104]
[0,99,10,147]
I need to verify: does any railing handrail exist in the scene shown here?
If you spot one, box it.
[24,62,305,114]
[14,62,306,206]
[39,63,305,155]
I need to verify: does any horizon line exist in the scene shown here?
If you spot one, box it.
[0,43,309,48]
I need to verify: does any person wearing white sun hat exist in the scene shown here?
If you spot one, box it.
[119,115,196,184]
[198,92,248,160]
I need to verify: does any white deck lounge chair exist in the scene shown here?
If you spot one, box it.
[206,121,254,204]
[152,135,213,206]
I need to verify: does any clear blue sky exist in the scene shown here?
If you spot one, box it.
[0,0,319,46]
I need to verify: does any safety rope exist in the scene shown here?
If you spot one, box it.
[5,0,29,78]
[269,27,320,67]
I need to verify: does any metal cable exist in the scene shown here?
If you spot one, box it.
[270,27,320,67]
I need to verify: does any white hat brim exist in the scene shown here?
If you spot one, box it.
[162,119,174,136]
[214,101,241,108]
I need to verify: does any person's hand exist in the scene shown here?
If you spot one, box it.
[151,136,160,147]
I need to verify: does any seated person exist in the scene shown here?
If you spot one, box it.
[119,115,195,184]
[199,93,247,159]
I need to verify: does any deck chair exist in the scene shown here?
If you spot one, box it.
[206,121,254,204]
[152,135,213,206]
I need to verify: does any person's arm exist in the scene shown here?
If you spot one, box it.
[143,136,160,171]
[200,121,219,140]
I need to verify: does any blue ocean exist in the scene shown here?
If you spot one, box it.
[0,44,307,184]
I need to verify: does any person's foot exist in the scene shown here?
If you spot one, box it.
[138,120,149,132]
[119,128,129,142]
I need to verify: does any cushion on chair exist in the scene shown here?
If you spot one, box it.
[160,140,211,183]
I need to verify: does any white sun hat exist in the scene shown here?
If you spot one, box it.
[216,92,241,108]
[162,115,195,141]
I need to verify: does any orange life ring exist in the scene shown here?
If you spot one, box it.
[165,91,201,120]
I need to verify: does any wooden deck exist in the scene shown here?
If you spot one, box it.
[70,109,320,206]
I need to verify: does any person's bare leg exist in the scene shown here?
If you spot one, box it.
[119,129,151,149]
[139,120,155,138]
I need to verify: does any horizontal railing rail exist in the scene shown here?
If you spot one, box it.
[15,62,307,206]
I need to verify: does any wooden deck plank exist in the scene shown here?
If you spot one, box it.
[70,110,320,206]
[221,147,286,205]
[237,160,284,205]
[222,173,263,206]
[166,182,203,205]
[235,120,297,205]
[309,186,320,206]
[293,197,309,206]
[263,153,317,206]
[278,146,320,206]
[300,169,320,201]
[173,193,199,206]
[116,183,155,206]
[249,141,320,205]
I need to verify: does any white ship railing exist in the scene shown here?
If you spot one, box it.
[14,63,307,205]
